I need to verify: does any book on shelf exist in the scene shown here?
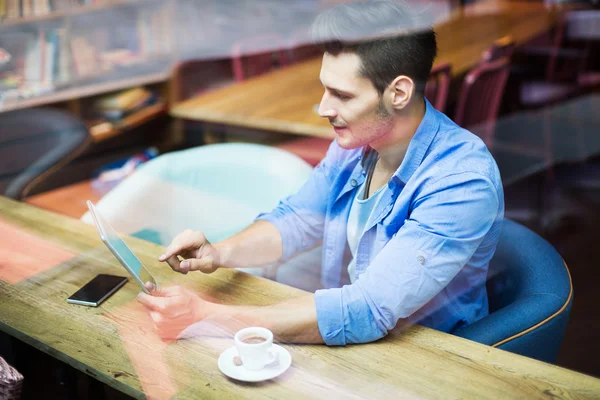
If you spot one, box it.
[136,6,173,59]
[1,0,70,20]
[93,86,159,121]
[68,5,173,79]
[86,87,163,138]
[0,26,70,103]
[95,86,151,110]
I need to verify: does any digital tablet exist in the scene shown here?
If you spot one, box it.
[87,200,158,294]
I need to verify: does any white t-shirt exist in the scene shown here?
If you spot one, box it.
[346,182,386,283]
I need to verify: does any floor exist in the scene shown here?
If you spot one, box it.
[504,167,600,378]
[546,207,600,376]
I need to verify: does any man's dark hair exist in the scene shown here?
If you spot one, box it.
[312,0,437,95]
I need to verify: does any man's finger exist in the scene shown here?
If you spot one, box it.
[159,233,190,261]
[137,292,157,310]
[159,243,184,262]
[186,257,218,274]
[149,311,163,328]
[165,255,185,274]
[136,292,169,311]
[159,230,207,262]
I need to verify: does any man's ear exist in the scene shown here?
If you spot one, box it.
[389,75,415,110]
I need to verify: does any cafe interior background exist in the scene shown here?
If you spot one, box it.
[0,0,599,397]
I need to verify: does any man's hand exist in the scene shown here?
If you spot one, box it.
[136,283,213,340]
[159,229,221,274]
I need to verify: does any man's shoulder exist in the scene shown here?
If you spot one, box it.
[426,112,501,184]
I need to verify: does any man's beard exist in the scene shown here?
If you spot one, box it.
[376,97,392,118]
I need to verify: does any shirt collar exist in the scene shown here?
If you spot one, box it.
[394,98,440,185]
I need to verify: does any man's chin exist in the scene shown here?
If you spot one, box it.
[335,135,361,150]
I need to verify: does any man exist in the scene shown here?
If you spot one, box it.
[137,1,504,345]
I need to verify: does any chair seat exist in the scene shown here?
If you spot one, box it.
[578,72,600,89]
[520,81,578,106]
[277,137,332,167]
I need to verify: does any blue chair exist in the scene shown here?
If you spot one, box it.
[453,219,573,364]
[0,108,91,199]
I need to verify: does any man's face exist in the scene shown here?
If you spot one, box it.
[318,52,394,149]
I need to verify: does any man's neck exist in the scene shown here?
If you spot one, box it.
[370,98,426,175]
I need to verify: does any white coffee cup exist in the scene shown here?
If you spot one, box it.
[234,327,279,371]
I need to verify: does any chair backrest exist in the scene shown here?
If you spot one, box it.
[169,58,234,103]
[453,219,573,364]
[424,62,452,112]
[454,57,511,142]
[231,34,288,82]
[0,108,91,200]
[81,143,313,244]
[546,10,599,82]
[481,35,515,63]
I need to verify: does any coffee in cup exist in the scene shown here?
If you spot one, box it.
[241,336,267,344]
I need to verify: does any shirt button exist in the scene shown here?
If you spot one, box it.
[350,179,358,187]
[417,255,426,265]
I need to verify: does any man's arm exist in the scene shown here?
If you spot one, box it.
[137,285,324,343]
[214,220,284,269]
[213,294,323,344]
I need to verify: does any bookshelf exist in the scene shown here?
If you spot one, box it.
[0,0,176,113]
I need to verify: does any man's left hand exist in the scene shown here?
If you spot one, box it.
[136,283,212,340]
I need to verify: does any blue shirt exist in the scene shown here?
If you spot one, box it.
[257,99,504,345]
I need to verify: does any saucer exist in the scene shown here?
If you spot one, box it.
[218,344,291,382]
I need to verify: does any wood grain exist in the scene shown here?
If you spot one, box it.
[170,0,571,138]
[1,196,600,398]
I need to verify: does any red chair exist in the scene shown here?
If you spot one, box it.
[424,62,451,112]
[276,137,332,167]
[519,10,599,108]
[170,58,235,103]
[231,34,289,82]
[454,57,511,145]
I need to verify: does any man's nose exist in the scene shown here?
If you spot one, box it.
[318,93,337,119]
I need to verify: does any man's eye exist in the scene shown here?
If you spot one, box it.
[334,92,350,101]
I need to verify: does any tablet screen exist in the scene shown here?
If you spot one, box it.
[87,201,157,291]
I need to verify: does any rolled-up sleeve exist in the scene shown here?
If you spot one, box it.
[256,141,341,260]
[315,172,500,345]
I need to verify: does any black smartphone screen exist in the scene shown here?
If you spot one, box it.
[67,274,128,306]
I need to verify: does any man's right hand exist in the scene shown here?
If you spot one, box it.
[158,230,221,274]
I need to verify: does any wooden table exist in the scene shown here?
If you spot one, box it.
[25,180,103,219]
[1,196,600,399]
[170,0,570,139]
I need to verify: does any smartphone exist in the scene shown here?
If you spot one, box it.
[67,274,128,307]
